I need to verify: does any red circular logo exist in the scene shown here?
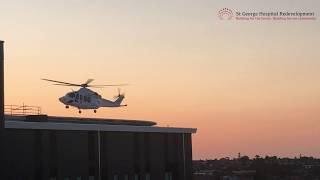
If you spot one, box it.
[218,8,234,20]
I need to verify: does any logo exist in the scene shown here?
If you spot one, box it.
[218,8,234,20]
[218,9,316,21]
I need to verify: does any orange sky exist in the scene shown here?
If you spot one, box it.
[1,0,320,159]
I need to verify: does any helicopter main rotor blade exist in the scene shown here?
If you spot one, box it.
[42,78,128,88]
[52,84,82,87]
[41,78,81,86]
[89,84,128,87]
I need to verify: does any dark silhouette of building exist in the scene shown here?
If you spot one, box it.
[1,116,196,180]
[0,40,4,128]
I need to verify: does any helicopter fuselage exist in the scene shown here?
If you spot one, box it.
[59,88,125,112]
[41,78,127,113]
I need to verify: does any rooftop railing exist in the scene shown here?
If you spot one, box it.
[5,104,41,116]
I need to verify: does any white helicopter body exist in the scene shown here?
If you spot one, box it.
[42,78,127,113]
[59,88,125,109]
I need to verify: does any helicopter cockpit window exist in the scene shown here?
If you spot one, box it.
[67,92,75,98]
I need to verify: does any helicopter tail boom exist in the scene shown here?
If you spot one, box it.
[100,95,125,107]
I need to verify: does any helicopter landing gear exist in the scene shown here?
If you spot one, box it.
[65,105,69,109]
[78,110,82,114]
[94,109,97,113]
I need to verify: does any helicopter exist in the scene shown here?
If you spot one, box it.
[41,78,128,113]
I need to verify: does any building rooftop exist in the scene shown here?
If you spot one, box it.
[4,115,197,134]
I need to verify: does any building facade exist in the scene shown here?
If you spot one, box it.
[0,116,196,180]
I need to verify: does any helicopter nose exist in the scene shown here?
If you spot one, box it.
[59,97,65,103]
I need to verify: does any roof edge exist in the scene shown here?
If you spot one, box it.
[5,121,197,134]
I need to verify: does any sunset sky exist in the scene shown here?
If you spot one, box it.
[1,0,320,159]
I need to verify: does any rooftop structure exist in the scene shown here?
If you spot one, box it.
[5,115,196,133]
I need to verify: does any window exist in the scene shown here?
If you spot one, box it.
[67,92,75,98]
[113,175,118,180]
[134,174,139,180]
[76,94,79,100]
[145,174,150,180]
[88,96,91,103]
[124,174,129,180]
[165,172,172,180]
[80,95,83,101]
[84,96,87,102]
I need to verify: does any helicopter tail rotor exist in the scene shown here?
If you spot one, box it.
[114,88,125,99]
